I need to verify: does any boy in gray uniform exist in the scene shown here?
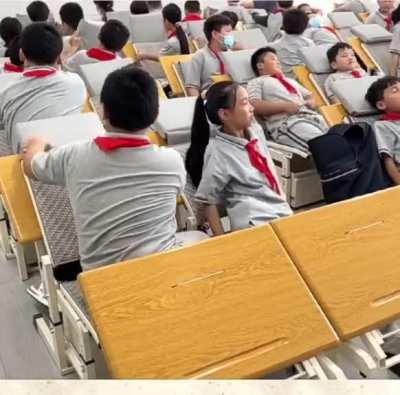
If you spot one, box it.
[324,42,367,103]
[366,76,400,185]
[185,14,238,96]
[269,9,315,78]
[366,0,395,30]
[0,23,86,153]
[22,66,188,271]
[247,46,327,155]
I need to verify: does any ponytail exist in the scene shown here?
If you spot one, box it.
[162,3,189,55]
[176,24,190,55]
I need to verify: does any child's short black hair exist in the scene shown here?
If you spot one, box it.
[130,1,149,15]
[184,0,201,13]
[365,76,400,110]
[27,1,50,22]
[204,14,233,42]
[278,1,294,9]
[0,17,22,47]
[6,36,23,67]
[282,9,309,34]
[220,10,239,29]
[21,22,63,65]
[94,1,114,12]
[251,46,277,75]
[100,65,159,132]
[327,42,352,65]
[59,2,84,31]
[98,19,130,52]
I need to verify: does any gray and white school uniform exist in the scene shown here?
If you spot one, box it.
[185,46,224,92]
[247,75,327,154]
[366,11,391,30]
[31,134,186,270]
[324,69,367,102]
[374,120,400,165]
[64,49,121,73]
[304,27,339,46]
[269,33,315,78]
[0,68,86,153]
[159,36,182,56]
[195,124,292,231]
[389,24,400,63]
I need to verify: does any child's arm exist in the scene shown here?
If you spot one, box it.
[383,155,400,184]
[390,53,399,77]
[137,52,160,62]
[61,35,82,62]
[250,98,302,116]
[205,205,225,236]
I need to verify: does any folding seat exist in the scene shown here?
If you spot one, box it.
[160,54,193,96]
[77,19,104,50]
[350,24,393,74]
[106,10,130,27]
[328,11,362,41]
[232,28,268,49]
[129,13,167,43]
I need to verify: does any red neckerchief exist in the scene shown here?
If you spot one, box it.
[271,73,298,95]
[323,26,340,39]
[86,48,116,61]
[4,62,23,73]
[23,66,57,78]
[208,46,225,74]
[351,69,363,78]
[168,31,177,39]
[182,13,203,22]
[246,139,280,194]
[382,13,393,31]
[94,136,151,152]
[380,112,400,121]
[273,7,286,14]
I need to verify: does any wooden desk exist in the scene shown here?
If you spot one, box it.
[79,225,338,379]
[0,155,41,244]
[272,187,400,341]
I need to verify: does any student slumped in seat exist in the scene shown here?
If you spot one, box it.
[63,19,129,72]
[136,3,190,61]
[186,81,292,236]
[185,14,240,96]
[366,76,400,185]
[324,42,367,103]
[269,9,315,78]
[366,0,395,31]
[22,66,194,270]
[0,22,86,153]
[248,46,327,154]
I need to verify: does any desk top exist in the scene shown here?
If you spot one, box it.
[79,225,338,379]
[273,187,400,340]
[0,155,41,243]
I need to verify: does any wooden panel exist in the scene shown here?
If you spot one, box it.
[292,65,328,107]
[82,95,94,113]
[319,103,347,127]
[160,54,193,97]
[347,37,378,72]
[0,155,41,244]
[272,187,400,340]
[211,74,232,84]
[79,225,338,379]
[358,12,369,23]
[122,42,137,61]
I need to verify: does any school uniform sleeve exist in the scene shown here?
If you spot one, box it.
[390,27,400,54]
[160,37,181,57]
[291,79,311,98]
[374,121,400,159]
[195,145,228,206]
[64,50,87,73]
[31,145,75,186]
[247,78,264,101]
[185,50,204,90]
[324,74,336,101]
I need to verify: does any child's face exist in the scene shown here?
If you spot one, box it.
[378,0,394,13]
[377,82,400,113]
[258,52,282,76]
[220,86,254,130]
[212,25,233,48]
[331,47,360,72]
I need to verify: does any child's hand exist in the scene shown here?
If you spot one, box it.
[285,100,303,114]
[305,97,316,109]
[69,35,82,50]
[136,51,147,61]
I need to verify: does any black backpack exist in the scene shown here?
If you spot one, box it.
[308,122,392,204]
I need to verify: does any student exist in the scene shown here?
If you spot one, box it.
[186,81,292,235]
[64,19,130,73]
[248,46,327,154]
[220,10,239,30]
[22,66,187,270]
[0,22,86,152]
[325,42,367,103]
[94,0,114,22]
[27,0,50,22]
[137,3,190,61]
[366,76,400,184]
[130,1,150,15]
[366,0,395,31]
[3,36,24,73]
[185,14,237,96]
[59,2,85,36]
[269,9,315,77]
[183,1,203,21]
[390,4,400,76]
[0,17,22,55]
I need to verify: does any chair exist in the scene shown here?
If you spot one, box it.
[232,28,268,49]
[220,49,256,84]
[328,12,362,41]
[129,13,166,43]
[106,10,130,27]
[77,19,104,50]
[160,54,193,96]
[134,42,166,79]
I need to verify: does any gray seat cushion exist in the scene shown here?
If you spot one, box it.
[106,10,130,28]
[233,28,268,49]
[220,49,256,84]
[129,13,166,43]
[300,44,332,74]
[328,12,362,28]
[351,24,393,43]
[77,19,104,50]
[364,42,391,74]
[134,42,166,79]
[185,20,205,39]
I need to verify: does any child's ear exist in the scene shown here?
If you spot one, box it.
[376,100,387,111]
[19,48,26,64]
[331,61,338,71]
[217,108,228,123]
[257,62,264,73]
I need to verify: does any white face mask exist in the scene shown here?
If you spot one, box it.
[223,34,235,49]
[309,15,323,28]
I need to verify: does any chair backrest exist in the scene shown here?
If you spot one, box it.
[330,76,380,116]
[129,13,166,43]
[185,20,205,39]
[153,97,197,145]
[233,28,268,49]
[106,10,130,27]
[77,19,104,50]
[300,44,332,74]
[79,58,132,97]
[328,12,362,29]
[134,42,165,79]
[364,42,391,74]
[220,49,255,84]
[175,60,192,89]
[351,24,393,43]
